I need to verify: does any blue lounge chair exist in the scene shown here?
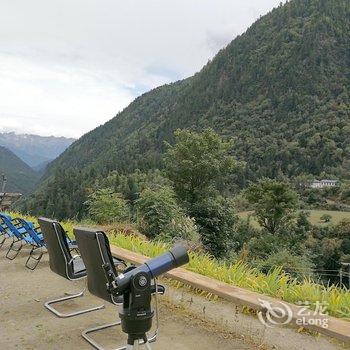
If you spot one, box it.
[0,213,29,260]
[16,218,46,270]
[0,213,23,243]
[0,213,79,270]
[0,213,16,241]
[0,214,11,248]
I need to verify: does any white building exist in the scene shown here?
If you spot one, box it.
[310,179,338,189]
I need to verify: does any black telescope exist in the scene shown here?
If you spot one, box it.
[102,244,189,348]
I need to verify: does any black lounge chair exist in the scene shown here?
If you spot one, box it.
[38,217,105,318]
[74,227,159,350]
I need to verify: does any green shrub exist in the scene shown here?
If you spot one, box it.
[158,215,200,244]
[231,219,259,253]
[85,188,130,224]
[245,178,299,234]
[247,233,283,259]
[164,128,241,206]
[136,185,185,239]
[191,195,237,259]
[255,249,314,278]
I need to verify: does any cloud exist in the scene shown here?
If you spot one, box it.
[0,53,136,137]
[0,0,281,137]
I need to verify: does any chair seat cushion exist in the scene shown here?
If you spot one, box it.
[22,233,44,246]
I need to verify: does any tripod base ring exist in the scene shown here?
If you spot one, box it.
[82,323,157,350]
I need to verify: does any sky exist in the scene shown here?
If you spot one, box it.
[0,0,281,138]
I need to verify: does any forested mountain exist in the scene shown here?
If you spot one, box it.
[24,0,350,218]
[0,132,75,168]
[0,147,39,194]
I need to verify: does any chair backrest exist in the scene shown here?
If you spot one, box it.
[0,213,25,238]
[18,219,43,246]
[0,213,12,221]
[38,217,74,279]
[74,227,118,304]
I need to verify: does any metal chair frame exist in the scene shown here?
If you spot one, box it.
[38,218,105,318]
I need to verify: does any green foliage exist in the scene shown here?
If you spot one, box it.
[296,210,312,231]
[19,166,91,220]
[340,183,350,205]
[255,249,314,278]
[191,196,238,259]
[246,179,299,234]
[162,129,241,258]
[164,129,240,205]
[85,188,130,224]
[230,219,259,254]
[247,233,283,259]
[157,215,200,245]
[136,185,185,239]
[100,170,171,206]
[296,183,350,211]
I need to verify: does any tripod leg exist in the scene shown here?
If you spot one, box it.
[126,340,139,349]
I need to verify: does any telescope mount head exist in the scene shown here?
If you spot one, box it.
[119,268,155,345]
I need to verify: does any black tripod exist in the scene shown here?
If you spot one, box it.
[101,245,189,350]
[110,268,164,349]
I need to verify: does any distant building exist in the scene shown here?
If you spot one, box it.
[310,179,338,189]
[0,192,22,211]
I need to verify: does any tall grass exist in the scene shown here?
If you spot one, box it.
[109,232,350,320]
[8,211,350,320]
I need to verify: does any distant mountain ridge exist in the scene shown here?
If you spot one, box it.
[0,146,39,194]
[25,0,350,219]
[0,132,75,168]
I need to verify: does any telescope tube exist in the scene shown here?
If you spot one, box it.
[114,245,189,293]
